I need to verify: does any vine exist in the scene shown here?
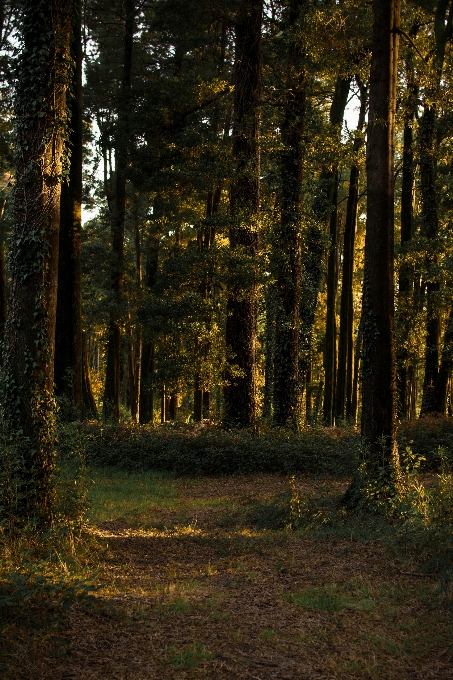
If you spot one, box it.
[0,0,73,527]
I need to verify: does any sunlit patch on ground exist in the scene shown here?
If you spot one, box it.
[2,470,453,679]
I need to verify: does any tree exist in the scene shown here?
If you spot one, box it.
[55,0,97,420]
[102,0,135,422]
[223,0,263,427]
[360,0,401,476]
[271,0,307,429]
[2,0,73,522]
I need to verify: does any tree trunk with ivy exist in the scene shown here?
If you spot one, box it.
[2,0,72,523]
[360,0,400,476]
[223,0,263,428]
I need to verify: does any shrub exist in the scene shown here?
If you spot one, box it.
[82,422,360,476]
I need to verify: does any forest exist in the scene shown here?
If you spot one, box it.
[1,0,453,678]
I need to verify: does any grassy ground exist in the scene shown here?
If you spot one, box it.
[2,468,453,679]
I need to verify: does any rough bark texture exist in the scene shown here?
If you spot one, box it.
[223,0,262,428]
[335,82,367,424]
[55,0,97,420]
[103,0,134,422]
[361,0,400,471]
[2,0,72,521]
[272,0,306,428]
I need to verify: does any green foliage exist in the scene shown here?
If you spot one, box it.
[398,416,453,470]
[82,422,359,476]
[0,423,101,674]
[288,583,375,613]
[166,642,214,670]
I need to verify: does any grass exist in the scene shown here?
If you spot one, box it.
[86,467,177,524]
[2,459,453,678]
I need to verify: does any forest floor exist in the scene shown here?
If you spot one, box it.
[4,470,453,679]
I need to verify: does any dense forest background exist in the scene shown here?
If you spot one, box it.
[0,0,452,437]
[3,5,453,675]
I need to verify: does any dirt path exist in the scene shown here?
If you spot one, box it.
[31,476,453,678]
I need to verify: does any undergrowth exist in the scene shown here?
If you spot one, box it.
[0,423,103,674]
[81,415,453,476]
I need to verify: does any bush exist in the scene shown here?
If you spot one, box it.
[82,422,360,476]
[398,415,453,470]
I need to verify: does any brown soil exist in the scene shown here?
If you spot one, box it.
[6,475,453,679]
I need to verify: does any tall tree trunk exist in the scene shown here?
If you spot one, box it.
[419,105,440,415]
[335,80,367,424]
[360,0,400,476]
[396,52,417,420]
[139,228,160,424]
[223,0,263,428]
[420,0,452,415]
[103,0,134,422]
[322,76,351,426]
[272,0,307,428]
[2,0,72,523]
[55,0,97,419]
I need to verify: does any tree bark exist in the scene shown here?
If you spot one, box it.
[223,0,263,428]
[432,309,453,413]
[103,0,134,422]
[139,227,160,424]
[396,50,417,420]
[419,0,452,415]
[272,0,307,428]
[55,0,97,420]
[335,80,367,424]
[2,0,72,523]
[360,0,400,475]
[322,77,351,426]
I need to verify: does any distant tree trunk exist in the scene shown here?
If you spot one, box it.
[103,0,134,422]
[299,219,324,387]
[169,394,178,420]
[335,80,367,424]
[272,0,307,428]
[360,0,400,475]
[55,0,96,419]
[419,0,452,415]
[139,229,159,424]
[2,0,72,523]
[194,371,203,421]
[432,309,453,414]
[419,105,440,416]
[81,332,98,418]
[223,0,263,427]
[322,76,351,426]
[396,56,417,420]
[262,284,277,419]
